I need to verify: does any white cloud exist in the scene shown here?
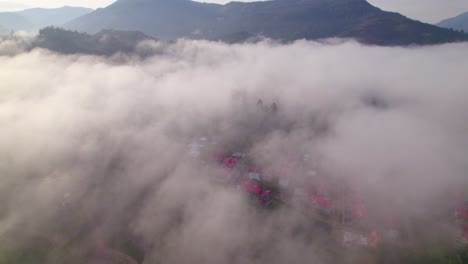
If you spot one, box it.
[1,39,468,261]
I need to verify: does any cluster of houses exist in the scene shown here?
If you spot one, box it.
[188,136,468,249]
[189,137,385,248]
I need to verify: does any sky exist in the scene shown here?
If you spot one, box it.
[1,0,468,23]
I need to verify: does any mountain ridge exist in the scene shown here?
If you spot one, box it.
[437,11,468,32]
[0,6,93,31]
[65,0,468,45]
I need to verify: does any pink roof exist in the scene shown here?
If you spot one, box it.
[456,205,468,220]
[352,204,368,220]
[254,185,262,196]
[241,179,263,196]
[368,231,379,247]
[259,190,272,206]
[311,194,333,209]
[260,190,272,198]
[222,157,239,169]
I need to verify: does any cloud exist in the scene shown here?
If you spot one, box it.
[0,39,467,263]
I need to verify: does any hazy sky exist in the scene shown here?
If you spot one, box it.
[0,0,116,11]
[1,0,468,23]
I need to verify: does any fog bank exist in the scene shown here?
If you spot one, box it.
[1,39,468,263]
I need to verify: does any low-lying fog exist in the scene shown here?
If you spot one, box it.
[1,38,467,263]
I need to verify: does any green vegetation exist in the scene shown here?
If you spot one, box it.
[33,27,153,55]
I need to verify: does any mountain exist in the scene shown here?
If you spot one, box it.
[65,0,468,45]
[32,27,155,55]
[437,11,468,32]
[67,0,220,40]
[0,25,11,36]
[0,12,33,30]
[0,6,92,31]
[17,6,93,29]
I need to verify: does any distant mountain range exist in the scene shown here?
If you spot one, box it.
[0,25,9,35]
[65,0,467,45]
[0,6,92,31]
[437,11,468,32]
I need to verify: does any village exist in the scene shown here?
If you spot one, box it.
[188,134,468,254]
